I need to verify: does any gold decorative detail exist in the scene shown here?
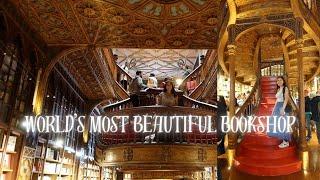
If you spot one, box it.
[161,146,171,162]
[207,17,218,25]
[227,44,236,55]
[123,147,134,161]
[198,148,207,161]
[145,39,156,46]
[76,1,101,19]
[11,0,220,48]
[184,28,195,35]
[295,39,304,48]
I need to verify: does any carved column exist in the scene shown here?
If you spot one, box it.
[227,24,237,150]
[295,18,307,151]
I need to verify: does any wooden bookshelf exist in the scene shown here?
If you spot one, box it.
[78,159,101,180]
[0,128,24,180]
[30,140,77,180]
[102,167,114,180]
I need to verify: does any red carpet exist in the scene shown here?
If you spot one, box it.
[234,76,301,176]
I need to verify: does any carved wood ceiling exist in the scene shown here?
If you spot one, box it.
[113,48,207,79]
[234,0,292,19]
[58,48,115,100]
[10,0,220,48]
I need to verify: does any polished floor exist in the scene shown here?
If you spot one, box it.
[218,132,320,180]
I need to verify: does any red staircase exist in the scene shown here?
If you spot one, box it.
[234,76,301,176]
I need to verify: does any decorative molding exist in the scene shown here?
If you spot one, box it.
[198,147,207,162]
[161,146,171,162]
[123,147,133,161]
[234,13,297,38]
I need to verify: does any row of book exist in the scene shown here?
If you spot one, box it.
[43,162,72,175]
[0,135,17,152]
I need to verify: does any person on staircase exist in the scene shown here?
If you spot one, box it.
[311,90,320,144]
[128,70,147,107]
[268,76,291,148]
[305,89,312,141]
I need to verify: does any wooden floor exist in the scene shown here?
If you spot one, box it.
[218,132,320,180]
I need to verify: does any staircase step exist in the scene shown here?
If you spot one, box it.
[261,86,277,90]
[261,98,276,104]
[234,77,302,176]
[241,133,281,146]
[261,77,278,81]
[234,156,302,176]
[261,89,277,94]
[238,143,296,160]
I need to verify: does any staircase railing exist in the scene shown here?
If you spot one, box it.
[103,98,132,113]
[179,63,202,94]
[182,95,217,113]
[116,64,133,88]
[298,0,320,30]
[179,50,217,100]
[189,53,218,102]
[98,95,217,147]
[235,81,260,117]
[301,0,320,24]
[100,49,130,99]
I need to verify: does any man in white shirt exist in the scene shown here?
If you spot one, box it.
[147,73,158,88]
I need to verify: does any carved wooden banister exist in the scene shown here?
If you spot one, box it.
[178,63,202,93]
[99,48,129,99]
[116,64,133,83]
[235,81,259,117]
[178,50,214,94]
[189,53,218,100]
[103,98,132,113]
[179,50,217,102]
[97,106,217,148]
[299,0,320,25]
[182,95,217,113]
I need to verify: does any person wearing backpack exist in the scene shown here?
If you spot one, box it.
[311,90,320,144]
[129,70,147,107]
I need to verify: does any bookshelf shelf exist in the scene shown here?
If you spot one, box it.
[6,151,17,154]
[46,158,60,163]
[2,169,13,173]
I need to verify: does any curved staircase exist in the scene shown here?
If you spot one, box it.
[234,76,301,176]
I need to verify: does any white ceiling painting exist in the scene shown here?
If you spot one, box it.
[112,49,207,79]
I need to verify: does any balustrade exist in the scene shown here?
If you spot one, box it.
[99,91,217,147]
[235,81,259,117]
[301,0,320,24]
[261,61,285,77]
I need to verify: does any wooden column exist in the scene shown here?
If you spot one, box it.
[227,24,237,150]
[295,18,307,151]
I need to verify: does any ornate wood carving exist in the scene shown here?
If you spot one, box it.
[123,147,134,161]
[161,146,171,162]
[8,0,221,49]
[234,13,296,38]
[198,147,207,162]
[101,144,216,166]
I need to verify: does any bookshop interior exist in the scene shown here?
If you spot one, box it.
[0,0,320,180]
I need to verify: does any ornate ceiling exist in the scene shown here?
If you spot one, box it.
[58,48,115,100]
[234,0,292,19]
[10,0,220,48]
[113,48,207,79]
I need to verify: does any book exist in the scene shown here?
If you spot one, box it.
[6,135,17,152]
